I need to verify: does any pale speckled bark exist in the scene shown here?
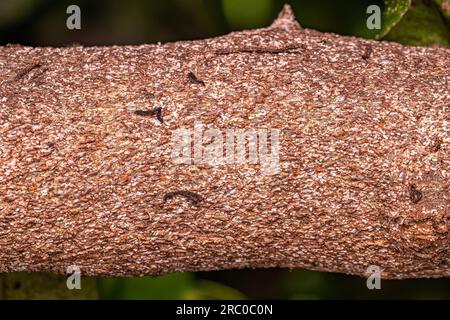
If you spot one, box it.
[0,5,448,279]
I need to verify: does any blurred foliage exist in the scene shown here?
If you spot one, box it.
[99,273,194,300]
[378,0,450,46]
[222,0,273,29]
[0,0,449,300]
[181,280,247,300]
[1,270,449,300]
[0,273,98,299]
[98,273,247,300]
[376,0,411,38]
[0,0,383,45]
[435,0,450,20]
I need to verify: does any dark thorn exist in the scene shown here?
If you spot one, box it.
[154,107,164,123]
[362,45,372,60]
[188,72,205,86]
[134,107,163,123]
[163,191,203,207]
[3,197,14,203]
[14,63,42,81]
[431,137,442,152]
[409,184,422,204]
[134,110,153,116]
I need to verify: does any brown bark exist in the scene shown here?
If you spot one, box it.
[0,5,448,279]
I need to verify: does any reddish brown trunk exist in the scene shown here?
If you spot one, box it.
[0,6,448,279]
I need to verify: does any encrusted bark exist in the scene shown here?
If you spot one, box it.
[0,6,448,279]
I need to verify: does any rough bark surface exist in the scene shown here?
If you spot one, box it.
[0,6,448,279]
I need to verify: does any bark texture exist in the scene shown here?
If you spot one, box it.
[0,6,448,279]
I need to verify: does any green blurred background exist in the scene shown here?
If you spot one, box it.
[0,0,449,299]
[1,0,384,46]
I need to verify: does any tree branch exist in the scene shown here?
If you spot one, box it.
[0,5,448,279]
